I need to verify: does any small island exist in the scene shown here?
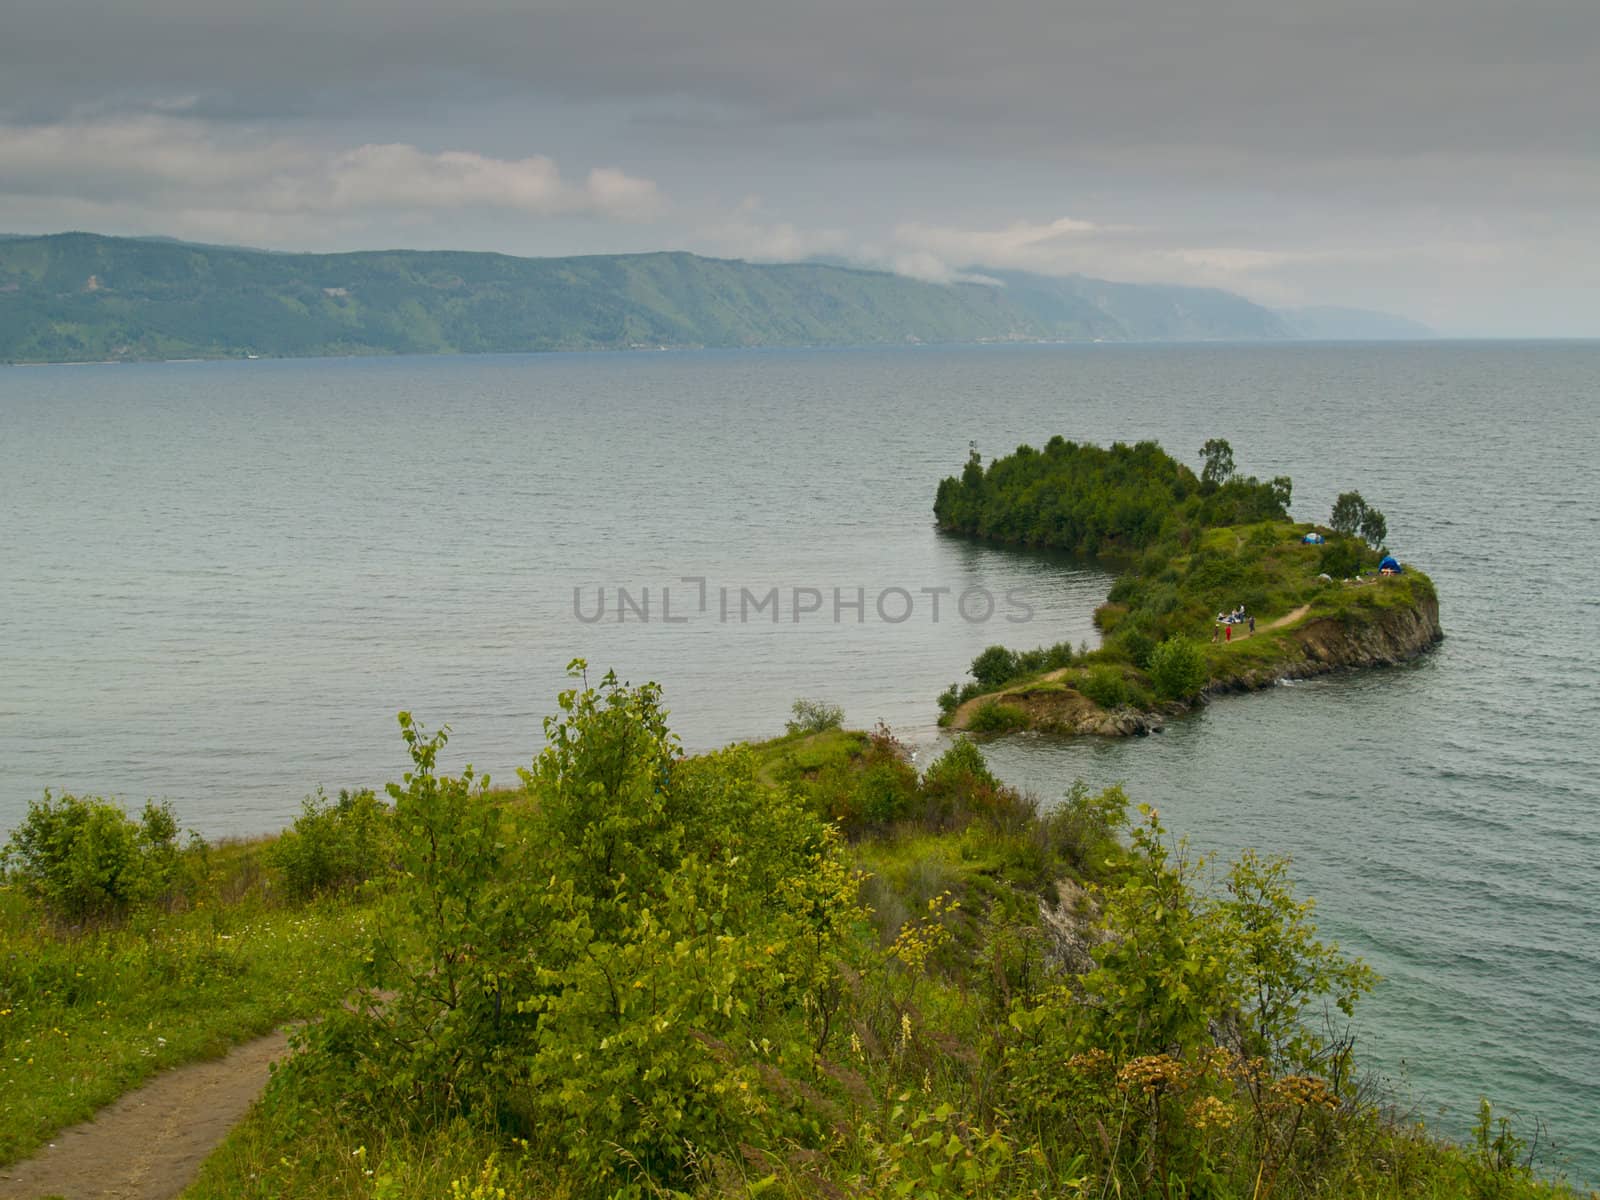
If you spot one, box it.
[932,437,1442,735]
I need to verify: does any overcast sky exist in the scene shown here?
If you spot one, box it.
[3,0,1597,334]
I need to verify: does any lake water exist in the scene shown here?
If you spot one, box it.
[1,343,1596,1180]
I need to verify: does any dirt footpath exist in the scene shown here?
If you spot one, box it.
[0,1030,289,1200]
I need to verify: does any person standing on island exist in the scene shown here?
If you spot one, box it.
[1248,613,1256,637]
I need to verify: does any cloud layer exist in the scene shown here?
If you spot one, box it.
[1,0,1598,332]
[0,114,661,244]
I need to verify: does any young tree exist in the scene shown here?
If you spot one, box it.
[1270,474,1293,514]
[787,697,844,734]
[1199,438,1236,487]
[1359,506,1388,549]
[1329,491,1367,536]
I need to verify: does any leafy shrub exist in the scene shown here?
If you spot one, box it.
[967,700,1029,733]
[0,792,195,922]
[1078,666,1130,709]
[1012,641,1074,676]
[1110,626,1157,669]
[917,736,1035,831]
[1319,537,1367,579]
[821,724,922,831]
[969,645,1019,689]
[268,787,391,900]
[785,697,844,735]
[1039,780,1129,879]
[922,736,998,794]
[936,682,962,716]
[1148,636,1209,700]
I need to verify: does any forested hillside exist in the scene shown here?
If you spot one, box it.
[0,233,1302,362]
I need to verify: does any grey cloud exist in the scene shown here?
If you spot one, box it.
[6,0,1598,167]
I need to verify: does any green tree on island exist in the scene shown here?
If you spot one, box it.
[1200,437,1236,487]
[1331,490,1390,548]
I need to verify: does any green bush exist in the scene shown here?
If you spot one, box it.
[0,792,194,922]
[1110,626,1157,669]
[1319,537,1367,579]
[970,645,1019,689]
[268,787,391,900]
[1078,666,1130,709]
[1148,636,1209,700]
[922,736,999,795]
[785,697,845,735]
[967,700,1029,733]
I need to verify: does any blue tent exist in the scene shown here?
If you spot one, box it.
[1302,532,1325,544]
[1379,555,1402,573]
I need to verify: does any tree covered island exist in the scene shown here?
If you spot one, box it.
[933,437,1442,735]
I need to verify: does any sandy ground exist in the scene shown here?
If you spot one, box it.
[0,1030,289,1200]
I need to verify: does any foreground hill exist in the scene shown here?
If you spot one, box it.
[0,232,1329,363]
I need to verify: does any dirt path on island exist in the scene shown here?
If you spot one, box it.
[0,1030,289,1200]
[1262,603,1311,631]
[946,603,1317,729]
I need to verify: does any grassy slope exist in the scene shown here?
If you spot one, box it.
[3,730,1580,1198]
[194,730,1583,1198]
[0,837,379,1166]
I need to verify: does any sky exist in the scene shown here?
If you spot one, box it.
[2,0,1597,335]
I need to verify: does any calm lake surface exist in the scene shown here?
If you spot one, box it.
[2,343,1596,1178]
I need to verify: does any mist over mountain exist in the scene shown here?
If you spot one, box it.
[0,233,1426,363]
[1278,306,1435,340]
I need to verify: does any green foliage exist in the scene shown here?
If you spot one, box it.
[1219,850,1377,1070]
[1078,806,1233,1057]
[1470,1098,1534,1198]
[786,697,844,735]
[522,665,680,907]
[0,792,197,922]
[1040,780,1130,879]
[1330,490,1367,536]
[1078,665,1131,709]
[922,737,999,795]
[1360,505,1389,549]
[1331,490,1391,549]
[1319,537,1369,579]
[967,700,1029,733]
[1147,635,1209,700]
[969,645,1019,689]
[1271,474,1293,511]
[1199,436,1236,487]
[124,680,1559,1200]
[1110,625,1157,669]
[935,437,1279,554]
[267,787,391,900]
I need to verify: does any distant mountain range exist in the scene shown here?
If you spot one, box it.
[0,232,1432,363]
